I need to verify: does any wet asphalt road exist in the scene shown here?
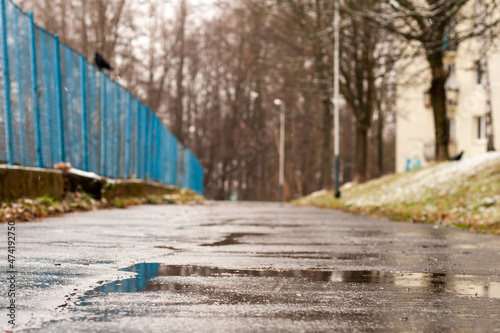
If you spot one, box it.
[2,202,500,332]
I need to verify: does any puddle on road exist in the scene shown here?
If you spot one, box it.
[200,233,266,246]
[200,223,304,228]
[253,252,380,260]
[85,263,500,300]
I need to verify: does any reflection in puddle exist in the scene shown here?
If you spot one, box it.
[86,263,500,300]
[392,272,500,298]
[89,264,332,294]
[200,233,266,246]
[253,252,380,261]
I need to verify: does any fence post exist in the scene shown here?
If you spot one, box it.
[29,12,42,167]
[137,105,142,179]
[40,32,52,165]
[89,66,96,172]
[140,104,145,179]
[144,107,150,180]
[126,92,132,177]
[1,0,14,165]
[159,126,165,183]
[80,55,88,171]
[172,134,177,185]
[114,82,120,178]
[100,74,107,176]
[165,130,170,184]
[158,126,163,183]
[151,115,158,181]
[54,35,65,162]
[136,100,141,178]
[155,118,161,182]
[150,114,157,181]
[170,132,175,184]
[65,49,76,165]
[156,118,164,183]
[13,9,24,165]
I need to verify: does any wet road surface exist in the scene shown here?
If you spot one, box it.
[2,202,500,332]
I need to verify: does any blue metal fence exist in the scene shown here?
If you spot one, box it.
[0,0,203,195]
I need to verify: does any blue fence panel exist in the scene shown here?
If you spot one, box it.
[87,62,100,173]
[176,143,185,188]
[166,130,177,185]
[0,0,6,164]
[103,75,114,178]
[130,99,139,178]
[0,0,204,195]
[61,45,77,168]
[13,8,34,166]
[184,149,192,190]
[4,0,17,165]
[36,28,60,167]
[118,85,129,178]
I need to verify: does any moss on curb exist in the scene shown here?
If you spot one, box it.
[0,166,63,202]
[102,180,179,201]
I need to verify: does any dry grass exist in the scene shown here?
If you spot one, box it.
[0,189,205,223]
[295,153,500,235]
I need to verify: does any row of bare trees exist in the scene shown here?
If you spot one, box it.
[16,0,498,200]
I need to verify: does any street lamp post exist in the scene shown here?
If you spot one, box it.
[274,99,285,205]
[333,0,341,198]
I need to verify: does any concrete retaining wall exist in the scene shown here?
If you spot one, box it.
[0,165,179,202]
[102,181,179,201]
[0,166,64,202]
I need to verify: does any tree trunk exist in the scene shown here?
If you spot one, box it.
[377,100,384,177]
[80,0,88,58]
[427,52,449,161]
[353,124,368,184]
[430,76,449,161]
[174,0,187,143]
[321,98,333,189]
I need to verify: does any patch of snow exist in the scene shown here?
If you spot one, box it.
[480,197,496,208]
[303,189,328,200]
[310,189,328,197]
[341,182,355,190]
[0,164,61,173]
[348,152,500,207]
[69,168,103,180]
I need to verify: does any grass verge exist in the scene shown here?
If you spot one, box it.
[294,153,500,235]
[0,189,204,223]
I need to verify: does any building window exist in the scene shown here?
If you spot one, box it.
[448,64,455,76]
[448,118,456,142]
[475,116,486,141]
[476,60,483,86]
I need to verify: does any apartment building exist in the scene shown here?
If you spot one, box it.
[396,31,500,173]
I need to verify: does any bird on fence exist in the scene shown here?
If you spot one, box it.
[94,52,113,71]
[449,151,464,161]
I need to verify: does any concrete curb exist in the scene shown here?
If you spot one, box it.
[0,165,179,202]
[0,165,64,202]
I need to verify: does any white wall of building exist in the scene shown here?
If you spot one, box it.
[396,37,500,173]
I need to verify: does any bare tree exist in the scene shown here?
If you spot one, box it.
[359,0,500,161]
[339,0,381,183]
[18,0,398,199]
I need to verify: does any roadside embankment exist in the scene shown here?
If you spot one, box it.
[0,165,204,223]
[295,152,500,234]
